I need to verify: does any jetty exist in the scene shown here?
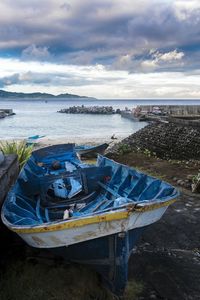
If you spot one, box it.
[0,109,15,119]
[121,105,200,123]
[58,105,121,114]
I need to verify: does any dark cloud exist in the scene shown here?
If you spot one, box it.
[0,70,121,88]
[0,1,199,72]
[0,73,20,87]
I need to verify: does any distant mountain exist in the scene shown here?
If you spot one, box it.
[0,90,95,99]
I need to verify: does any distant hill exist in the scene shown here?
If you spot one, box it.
[0,90,95,99]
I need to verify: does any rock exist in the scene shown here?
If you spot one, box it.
[149,294,157,299]
[180,181,185,186]
[58,105,118,115]
[177,179,183,185]
[184,182,192,189]
[187,174,194,181]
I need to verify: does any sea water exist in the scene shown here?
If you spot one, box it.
[0,98,199,140]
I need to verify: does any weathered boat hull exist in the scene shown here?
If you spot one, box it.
[8,203,171,249]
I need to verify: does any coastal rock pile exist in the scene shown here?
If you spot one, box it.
[58,105,120,114]
[108,122,200,160]
[0,109,15,119]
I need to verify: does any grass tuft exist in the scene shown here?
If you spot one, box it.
[123,280,144,300]
[0,140,33,169]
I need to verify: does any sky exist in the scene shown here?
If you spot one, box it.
[0,0,200,99]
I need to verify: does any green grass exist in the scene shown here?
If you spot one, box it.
[123,280,144,300]
[0,260,144,300]
[0,140,33,169]
[118,144,132,155]
[0,261,113,300]
[192,172,200,184]
[129,165,166,181]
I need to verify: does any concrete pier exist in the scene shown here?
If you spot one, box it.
[121,105,200,123]
[138,105,200,116]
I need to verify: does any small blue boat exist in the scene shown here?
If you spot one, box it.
[1,144,179,295]
[26,135,45,146]
[75,143,109,158]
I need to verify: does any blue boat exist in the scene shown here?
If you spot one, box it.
[75,142,109,158]
[1,144,179,295]
[26,135,45,146]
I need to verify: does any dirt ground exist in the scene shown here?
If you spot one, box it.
[110,152,200,300]
[108,151,200,184]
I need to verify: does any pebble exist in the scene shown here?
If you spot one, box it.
[177,179,183,185]
[187,174,195,181]
[185,203,192,207]
[175,209,182,213]
[149,294,157,299]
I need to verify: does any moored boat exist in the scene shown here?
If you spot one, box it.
[75,142,109,158]
[1,144,179,295]
[26,135,45,146]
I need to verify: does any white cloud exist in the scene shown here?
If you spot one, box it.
[113,54,133,70]
[0,57,199,99]
[140,60,157,71]
[140,50,185,71]
[22,44,51,61]
[173,0,200,20]
[153,49,184,62]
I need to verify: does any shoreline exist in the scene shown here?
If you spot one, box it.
[37,136,121,147]
[0,136,122,148]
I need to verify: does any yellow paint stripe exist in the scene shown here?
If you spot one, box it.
[12,198,176,234]
[129,198,177,212]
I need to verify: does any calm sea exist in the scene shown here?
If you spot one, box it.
[0,98,199,140]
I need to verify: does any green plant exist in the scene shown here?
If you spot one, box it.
[192,171,200,193]
[142,148,157,158]
[0,140,33,169]
[123,279,144,300]
[192,172,200,184]
[118,143,132,154]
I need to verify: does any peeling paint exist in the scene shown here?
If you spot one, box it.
[31,236,47,246]
[74,231,97,242]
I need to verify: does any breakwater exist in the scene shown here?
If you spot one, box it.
[0,109,15,119]
[58,105,121,114]
[108,122,200,160]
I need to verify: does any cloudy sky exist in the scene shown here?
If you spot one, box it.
[0,0,200,98]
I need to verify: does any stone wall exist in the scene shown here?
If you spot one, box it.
[169,117,200,128]
[0,154,19,207]
[109,122,200,160]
